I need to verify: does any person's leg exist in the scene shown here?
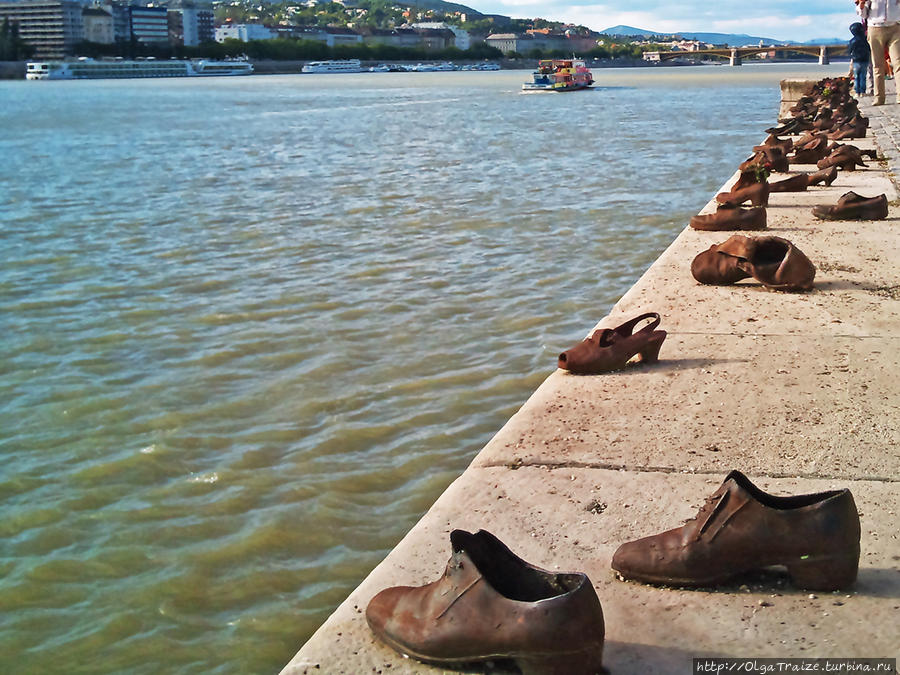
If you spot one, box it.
[854,61,866,94]
[870,25,888,104]
[868,60,875,94]
[888,24,900,102]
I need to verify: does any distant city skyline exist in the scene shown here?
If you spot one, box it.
[466,0,858,43]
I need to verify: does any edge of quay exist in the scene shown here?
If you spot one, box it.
[282,79,900,674]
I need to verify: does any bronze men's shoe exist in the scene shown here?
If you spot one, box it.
[691,235,816,291]
[715,181,769,207]
[558,312,666,374]
[366,530,606,675]
[812,191,888,220]
[611,470,860,591]
[690,204,766,231]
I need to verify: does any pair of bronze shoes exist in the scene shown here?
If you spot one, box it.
[557,312,667,375]
[812,191,888,221]
[691,234,816,292]
[366,473,860,673]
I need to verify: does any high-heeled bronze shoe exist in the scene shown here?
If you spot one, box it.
[558,312,666,374]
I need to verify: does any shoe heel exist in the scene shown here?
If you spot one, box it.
[786,553,859,591]
[517,646,605,675]
[637,331,667,364]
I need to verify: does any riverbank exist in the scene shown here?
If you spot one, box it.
[282,80,900,673]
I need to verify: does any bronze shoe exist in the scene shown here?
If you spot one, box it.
[366,530,606,675]
[690,204,766,231]
[611,470,860,591]
[768,174,809,193]
[558,312,666,375]
[691,235,816,291]
[805,165,838,187]
[812,192,888,220]
[715,181,769,207]
[817,145,867,171]
[690,241,753,285]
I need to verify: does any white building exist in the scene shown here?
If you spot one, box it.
[215,22,275,42]
[412,21,469,50]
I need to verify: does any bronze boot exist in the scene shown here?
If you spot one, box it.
[690,241,753,285]
[690,204,767,231]
[692,235,816,291]
[611,470,860,591]
[812,192,888,220]
[367,530,606,675]
[558,312,666,374]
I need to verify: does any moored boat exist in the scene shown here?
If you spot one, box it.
[26,58,253,80]
[301,59,363,74]
[522,58,593,92]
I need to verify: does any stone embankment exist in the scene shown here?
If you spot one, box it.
[282,79,900,674]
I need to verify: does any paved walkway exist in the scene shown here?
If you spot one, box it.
[282,83,900,674]
[862,77,900,186]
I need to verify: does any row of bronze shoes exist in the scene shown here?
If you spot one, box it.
[364,77,866,673]
[681,77,888,303]
[366,471,861,674]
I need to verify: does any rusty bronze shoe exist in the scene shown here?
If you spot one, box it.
[691,235,816,291]
[558,312,666,374]
[689,204,767,231]
[812,192,888,220]
[715,181,770,207]
[611,470,860,591]
[366,530,606,675]
[690,241,753,286]
[768,174,809,193]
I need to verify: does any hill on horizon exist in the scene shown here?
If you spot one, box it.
[600,24,842,46]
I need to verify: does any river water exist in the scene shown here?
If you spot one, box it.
[0,62,846,674]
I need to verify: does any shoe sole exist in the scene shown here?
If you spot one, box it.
[613,551,858,591]
[370,628,606,675]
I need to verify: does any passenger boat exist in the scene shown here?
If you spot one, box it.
[301,59,363,74]
[26,58,253,80]
[522,58,593,92]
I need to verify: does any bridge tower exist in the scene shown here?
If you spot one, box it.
[819,45,830,65]
[729,48,742,66]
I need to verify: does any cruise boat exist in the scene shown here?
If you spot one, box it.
[301,59,363,74]
[522,58,593,92]
[26,58,253,80]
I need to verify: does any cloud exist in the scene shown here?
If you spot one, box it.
[472,0,857,41]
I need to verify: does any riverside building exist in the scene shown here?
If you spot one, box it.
[0,0,85,58]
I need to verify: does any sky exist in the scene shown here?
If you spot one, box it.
[464,0,860,43]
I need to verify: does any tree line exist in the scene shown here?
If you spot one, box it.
[0,18,34,60]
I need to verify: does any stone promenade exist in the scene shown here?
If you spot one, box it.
[282,81,900,675]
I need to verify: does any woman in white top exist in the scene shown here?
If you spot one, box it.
[858,0,900,104]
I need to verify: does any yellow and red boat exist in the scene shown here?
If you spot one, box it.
[522,58,593,92]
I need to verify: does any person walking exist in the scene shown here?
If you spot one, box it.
[857,0,900,104]
[848,22,872,95]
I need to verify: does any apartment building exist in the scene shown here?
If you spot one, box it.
[0,0,84,58]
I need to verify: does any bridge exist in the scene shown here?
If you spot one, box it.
[643,44,846,66]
